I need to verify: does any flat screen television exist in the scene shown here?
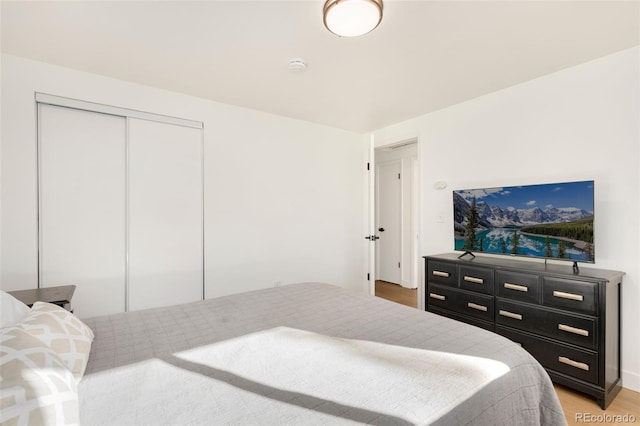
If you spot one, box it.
[453,180,595,265]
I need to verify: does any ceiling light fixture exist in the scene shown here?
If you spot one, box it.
[323,0,383,37]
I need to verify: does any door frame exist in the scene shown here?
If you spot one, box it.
[366,136,423,309]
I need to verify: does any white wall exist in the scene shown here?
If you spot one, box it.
[1,54,366,301]
[373,47,640,391]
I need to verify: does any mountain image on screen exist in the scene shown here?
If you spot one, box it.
[453,180,595,262]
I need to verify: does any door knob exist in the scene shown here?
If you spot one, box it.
[378,228,385,232]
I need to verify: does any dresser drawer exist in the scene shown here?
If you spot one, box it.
[543,277,597,315]
[429,306,494,332]
[459,265,494,295]
[496,299,597,349]
[427,261,457,287]
[496,326,598,384]
[460,291,494,321]
[496,270,540,304]
[427,284,458,311]
[428,284,494,322]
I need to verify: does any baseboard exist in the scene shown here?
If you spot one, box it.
[622,369,640,392]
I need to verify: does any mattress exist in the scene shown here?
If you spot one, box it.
[79,283,567,425]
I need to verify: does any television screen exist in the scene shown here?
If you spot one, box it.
[453,180,595,263]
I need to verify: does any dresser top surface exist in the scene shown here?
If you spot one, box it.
[424,253,624,282]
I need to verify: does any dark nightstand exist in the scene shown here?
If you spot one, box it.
[8,285,76,312]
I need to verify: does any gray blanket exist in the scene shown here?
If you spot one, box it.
[79,283,567,425]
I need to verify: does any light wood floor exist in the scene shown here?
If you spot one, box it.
[375,280,640,425]
[374,280,418,308]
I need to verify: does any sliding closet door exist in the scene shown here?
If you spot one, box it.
[128,118,203,310]
[39,104,126,317]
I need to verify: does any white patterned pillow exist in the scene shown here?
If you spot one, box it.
[0,327,79,425]
[19,302,94,382]
[0,290,31,328]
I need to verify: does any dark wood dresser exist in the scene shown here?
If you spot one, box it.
[424,253,623,409]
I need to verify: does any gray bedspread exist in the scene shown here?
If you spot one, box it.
[79,283,567,425]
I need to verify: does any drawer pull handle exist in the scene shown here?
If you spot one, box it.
[499,310,523,320]
[558,356,590,371]
[467,302,488,312]
[433,270,450,278]
[558,323,589,337]
[553,290,584,302]
[504,282,528,292]
[429,293,446,301]
[464,276,484,284]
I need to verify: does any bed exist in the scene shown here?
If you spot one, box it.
[2,283,567,425]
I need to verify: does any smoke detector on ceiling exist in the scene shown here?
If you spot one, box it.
[288,58,307,72]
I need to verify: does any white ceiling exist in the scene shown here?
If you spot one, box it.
[2,1,639,133]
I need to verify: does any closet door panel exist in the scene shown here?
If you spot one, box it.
[128,118,203,311]
[39,104,126,317]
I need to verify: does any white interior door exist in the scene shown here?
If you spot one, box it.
[128,118,203,311]
[38,104,126,317]
[376,160,402,284]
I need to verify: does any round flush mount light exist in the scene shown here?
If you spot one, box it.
[323,0,383,37]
